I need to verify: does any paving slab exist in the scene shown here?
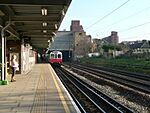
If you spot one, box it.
[0,64,80,113]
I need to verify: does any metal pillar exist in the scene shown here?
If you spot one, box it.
[1,24,10,81]
[0,25,3,80]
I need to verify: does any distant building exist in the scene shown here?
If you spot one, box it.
[122,40,143,45]
[50,20,91,61]
[70,20,91,59]
[70,20,84,32]
[122,40,150,58]
[91,39,102,52]
[74,31,91,59]
[85,35,92,44]
[49,31,73,51]
[102,31,119,44]
[129,40,150,54]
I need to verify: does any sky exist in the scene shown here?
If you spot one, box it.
[59,0,150,42]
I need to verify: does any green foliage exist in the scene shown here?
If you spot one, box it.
[102,44,121,52]
[80,57,150,74]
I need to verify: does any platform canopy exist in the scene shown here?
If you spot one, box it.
[0,0,72,49]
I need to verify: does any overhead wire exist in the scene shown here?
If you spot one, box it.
[86,0,131,30]
[102,6,150,28]
[120,32,150,41]
[119,21,150,32]
[93,4,150,39]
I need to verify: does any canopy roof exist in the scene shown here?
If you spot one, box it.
[0,0,72,49]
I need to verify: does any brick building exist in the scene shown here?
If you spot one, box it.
[70,20,84,32]
[70,20,91,59]
[102,31,119,44]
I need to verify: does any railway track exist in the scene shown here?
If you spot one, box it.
[65,63,150,94]
[80,64,150,81]
[54,67,134,113]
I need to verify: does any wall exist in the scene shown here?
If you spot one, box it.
[21,41,35,74]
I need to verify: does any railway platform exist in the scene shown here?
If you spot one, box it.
[0,64,80,113]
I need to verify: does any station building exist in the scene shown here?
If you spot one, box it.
[49,20,92,61]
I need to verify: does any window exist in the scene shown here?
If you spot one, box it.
[79,32,82,36]
[58,54,61,58]
[51,54,54,58]
[55,54,57,58]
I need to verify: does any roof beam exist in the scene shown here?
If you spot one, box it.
[31,41,48,44]
[6,26,19,39]
[23,32,51,36]
[11,16,60,22]
[0,18,4,26]
[31,38,48,41]
[10,20,58,23]
[16,25,55,29]
[17,27,55,31]
[32,43,48,48]
[26,35,50,38]
[0,6,15,22]
[14,5,64,11]
[6,6,15,17]
[0,0,71,5]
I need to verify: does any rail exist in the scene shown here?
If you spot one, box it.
[54,67,134,113]
[66,63,150,94]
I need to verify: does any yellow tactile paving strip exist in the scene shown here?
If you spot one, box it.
[0,64,78,113]
[48,65,71,113]
[31,64,76,113]
[31,65,46,113]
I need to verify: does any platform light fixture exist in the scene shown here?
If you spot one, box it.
[42,22,47,26]
[54,24,58,29]
[52,37,54,42]
[52,32,56,36]
[41,8,47,16]
[61,9,65,16]
[43,30,47,33]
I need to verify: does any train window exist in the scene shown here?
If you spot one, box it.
[55,54,57,58]
[58,54,61,58]
[51,54,54,58]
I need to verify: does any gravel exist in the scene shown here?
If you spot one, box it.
[64,67,150,113]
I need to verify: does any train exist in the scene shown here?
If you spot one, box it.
[49,51,62,66]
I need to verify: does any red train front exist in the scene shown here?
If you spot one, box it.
[49,51,62,66]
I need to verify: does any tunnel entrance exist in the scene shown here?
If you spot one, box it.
[61,50,72,62]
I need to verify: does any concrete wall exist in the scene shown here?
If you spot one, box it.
[21,40,35,74]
